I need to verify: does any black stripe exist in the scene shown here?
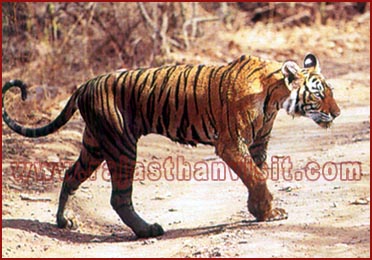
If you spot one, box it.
[176,66,193,140]
[235,57,252,79]
[130,90,137,119]
[226,106,235,139]
[140,110,149,135]
[178,94,189,140]
[264,112,275,123]
[157,66,172,103]
[201,119,211,140]
[130,70,144,113]
[191,125,201,141]
[275,101,280,110]
[134,71,152,134]
[119,71,129,118]
[225,84,234,139]
[104,76,114,126]
[193,65,204,114]
[98,77,108,119]
[229,57,246,80]
[263,94,271,117]
[260,128,272,140]
[250,121,256,141]
[174,69,183,110]
[228,56,243,66]
[173,65,195,141]
[158,66,177,102]
[119,72,137,147]
[112,76,125,133]
[207,67,217,128]
[247,111,256,141]
[214,64,226,75]
[209,66,225,108]
[162,86,172,135]
[83,140,102,159]
[144,68,162,131]
[156,117,164,134]
[133,69,145,87]
[150,67,163,88]
[263,82,281,119]
[205,110,217,136]
[137,72,150,101]
[147,88,156,129]
[183,66,193,92]
[218,68,230,106]
[128,69,143,113]
[87,81,96,125]
[148,68,160,88]
[265,69,281,79]
[93,77,101,129]
[82,79,94,120]
[245,65,265,79]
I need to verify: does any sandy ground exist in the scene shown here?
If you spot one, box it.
[2,17,370,258]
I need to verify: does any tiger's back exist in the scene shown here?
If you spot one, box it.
[79,55,282,147]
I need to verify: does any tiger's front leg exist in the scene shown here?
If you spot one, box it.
[216,140,288,221]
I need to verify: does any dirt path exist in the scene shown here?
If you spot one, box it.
[2,17,370,258]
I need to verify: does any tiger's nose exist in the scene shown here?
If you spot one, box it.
[331,109,341,119]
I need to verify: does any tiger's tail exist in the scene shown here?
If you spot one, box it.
[2,79,81,138]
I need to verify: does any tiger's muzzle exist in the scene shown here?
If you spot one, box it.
[308,110,340,129]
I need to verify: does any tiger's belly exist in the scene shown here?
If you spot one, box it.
[146,123,216,147]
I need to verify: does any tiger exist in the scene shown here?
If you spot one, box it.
[2,53,340,238]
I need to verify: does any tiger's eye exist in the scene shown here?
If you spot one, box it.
[313,92,323,99]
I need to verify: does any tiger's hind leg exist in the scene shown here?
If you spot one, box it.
[56,128,103,228]
[104,147,164,238]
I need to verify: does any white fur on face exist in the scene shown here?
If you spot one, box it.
[283,89,299,116]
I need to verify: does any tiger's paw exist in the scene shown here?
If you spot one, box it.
[136,223,164,238]
[57,215,78,230]
[265,208,288,222]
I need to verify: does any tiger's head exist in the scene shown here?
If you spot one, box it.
[281,54,341,128]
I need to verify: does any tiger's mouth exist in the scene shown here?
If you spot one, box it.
[307,111,334,129]
[315,120,333,129]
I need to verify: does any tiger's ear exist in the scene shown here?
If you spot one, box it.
[304,53,321,73]
[281,61,302,89]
